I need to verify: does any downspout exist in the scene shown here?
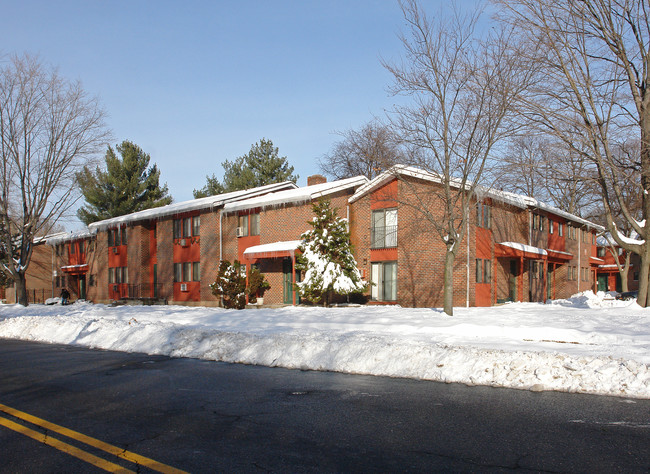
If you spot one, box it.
[577,225,581,294]
[219,208,223,263]
[466,203,470,308]
[51,243,55,299]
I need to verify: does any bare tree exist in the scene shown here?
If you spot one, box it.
[495,0,650,306]
[491,136,552,200]
[384,0,531,315]
[0,54,109,305]
[319,120,405,180]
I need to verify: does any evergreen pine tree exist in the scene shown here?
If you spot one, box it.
[295,200,367,306]
[193,138,298,197]
[193,173,225,198]
[76,140,173,225]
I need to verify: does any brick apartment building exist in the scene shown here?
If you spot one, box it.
[594,236,641,293]
[10,165,617,307]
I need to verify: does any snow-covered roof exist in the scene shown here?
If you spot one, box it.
[45,230,95,245]
[350,165,604,231]
[243,240,301,257]
[87,181,298,231]
[498,241,548,256]
[223,176,369,214]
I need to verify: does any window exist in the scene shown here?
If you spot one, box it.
[532,213,538,230]
[238,215,249,237]
[78,241,84,254]
[183,218,191,238]
[109,268,115,284]
[192,262,200,281]
[477,202,491,229]
[89,274,95,287]
[55,276,60,287]
[108,229,114,247]
[122,267,128,284]
[192,216,200,236]
[539,262,544,280]
[597,247,606,258]
[559,223,563,237]
[173,263,182,283]
[121,227,127,245]
[531,261,538,279]
[70,242,75,254]
[371,261,397,301]
[476,259,491,283]
[371,208,397,248]
[173,220,182,239]
[549,220,554,234]
[182,262,191,282]
[634,271,639,281]
[250,213,260,236]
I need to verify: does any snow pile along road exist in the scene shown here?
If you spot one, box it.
[1,291,649,398]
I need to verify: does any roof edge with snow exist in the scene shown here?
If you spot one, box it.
[223,176,369,214]
[87,181,298,231]
[349,165,604,232]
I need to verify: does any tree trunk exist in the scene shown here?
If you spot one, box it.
[443,248,456,316]
[15,272,28,306]
[635,262,647,306]
[620,254,631,293]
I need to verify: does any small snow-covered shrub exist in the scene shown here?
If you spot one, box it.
[210,260,247,309]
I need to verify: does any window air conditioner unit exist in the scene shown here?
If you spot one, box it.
[180,238,188,247]
[180,283,188,292]
[112,247,119,254]
[236,227,244,237]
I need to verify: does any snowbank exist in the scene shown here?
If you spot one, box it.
[1,291,649,398]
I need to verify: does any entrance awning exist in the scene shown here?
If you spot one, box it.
[495,242,547,260]
[243,240,301,259]
[60,264,88,274]
[547,249,573,262]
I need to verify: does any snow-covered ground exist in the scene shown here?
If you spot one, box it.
[1,291,649,399]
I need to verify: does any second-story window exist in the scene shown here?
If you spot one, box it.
[70,242,75,254]
[183,218,191,238]
[477,202,491,229]
[238,215,248,237]
[250,213,260,236]
[78,241,84,254]
[549,220,554,234]
[121,227,127,245]
[371,208,397,249]
[597,247,606,258]
[192,216,200,236]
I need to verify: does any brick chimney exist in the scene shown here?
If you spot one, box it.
[307,174,327,186]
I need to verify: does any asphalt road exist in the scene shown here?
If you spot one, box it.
[1,338,649,473]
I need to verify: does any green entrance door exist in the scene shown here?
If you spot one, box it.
[283,258,300,305]
[508,260,518,302]
[597,274,607,292]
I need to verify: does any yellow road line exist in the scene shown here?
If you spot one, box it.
[0,416,134,473]
[0,403,187,474]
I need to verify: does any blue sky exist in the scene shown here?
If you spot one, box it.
[2,1,477,227]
